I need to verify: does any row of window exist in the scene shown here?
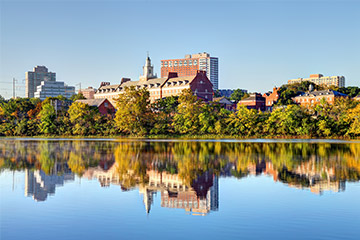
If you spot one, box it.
[162,59,198,67]
[296,97,333,103]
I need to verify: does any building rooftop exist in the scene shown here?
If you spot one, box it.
[295,90,347,98]
[76,99,108,107]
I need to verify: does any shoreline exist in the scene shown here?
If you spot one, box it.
[1,135,360,142]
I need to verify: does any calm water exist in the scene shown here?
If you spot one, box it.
[1,139,359,240]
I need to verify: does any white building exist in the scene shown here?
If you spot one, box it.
[34,81,75,100]
[288,74,345,88]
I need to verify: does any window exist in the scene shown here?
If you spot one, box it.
[164,61,168,67]
[174,61,178,67]
[179,60,182,66]
[189,60,192,66]
[104,102,108,107]
[184,60,187,66]
[194,60,198,65]
[169,61,173,67]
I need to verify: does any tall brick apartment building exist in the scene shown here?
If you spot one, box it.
[160,52,219,90]
[94,56,214,105]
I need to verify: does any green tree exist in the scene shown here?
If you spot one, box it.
[68,101,100,135]
[226,105,266,136]
[173,89,203,134]
[264,105,313,136]
[39,103,57,135]
[276,81,325,106]
[70,93,86,101]
[150,96,178,135]
[230,89,249,102]
[114,86,152,135]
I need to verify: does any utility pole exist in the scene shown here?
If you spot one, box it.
[13,78,15,99]
[76,83,82,94]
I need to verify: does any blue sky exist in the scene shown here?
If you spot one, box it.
[1,0,359,98]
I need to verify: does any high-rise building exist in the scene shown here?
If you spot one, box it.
[25,66,56,98]
[161,52,219,89]
[288,74,345,88]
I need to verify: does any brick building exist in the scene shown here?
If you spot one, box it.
[75,99,115,115]
[263,87,280,111]
[238,93,266,111]
[94,56,213,105]
[293,89,347,107]
[161,52,219,89]
[79,87,95,99]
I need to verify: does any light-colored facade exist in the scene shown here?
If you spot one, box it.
[94,56,213,105]
[161,52,219,90]
[26,66,56,98]
[34,81,75,100]
[288,74,345,88]
[79,87,96,99]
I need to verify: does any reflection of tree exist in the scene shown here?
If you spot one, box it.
[38,141,55,175]
[1,140,360,191]
[114,142,148,189]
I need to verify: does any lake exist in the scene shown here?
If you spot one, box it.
[1,138,359,240]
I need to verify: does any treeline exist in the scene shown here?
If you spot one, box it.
[0,86,360,138]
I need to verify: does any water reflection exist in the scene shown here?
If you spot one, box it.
[1,140,359,211]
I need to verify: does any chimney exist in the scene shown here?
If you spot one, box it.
[100,82,110,87]
[120,78,131,84]
[167,72,178,79]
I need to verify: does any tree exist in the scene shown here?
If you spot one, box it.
[114,86,152,135]
[150,96,178,135]
[276,81,325,106]
[214,90,222,98]
[335,86,360,98]
[230,89,249,102]
[68,101,100,135]
[226,105,266,136]
[173,89,203,134]
[263,105,313,136]
[70,93,86,101]
[39,103,57,135]
[346,102,360,136]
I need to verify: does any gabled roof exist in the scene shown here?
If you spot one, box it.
[213,97,233,104]
[76,99,108,107]
[295,90,347,98]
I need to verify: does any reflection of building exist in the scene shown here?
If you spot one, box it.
[246,160,345,195]
[140,170,219,216]
[25,168,74,202]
